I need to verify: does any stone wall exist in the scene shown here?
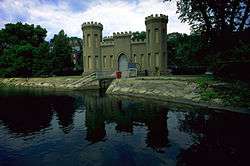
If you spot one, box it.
[106,77,201,102]
[82,14,168,75]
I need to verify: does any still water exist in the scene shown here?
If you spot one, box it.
[0,88,249,166]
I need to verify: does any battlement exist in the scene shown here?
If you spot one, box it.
[100,41,114,46]
[103,36,114,41]
[145,14,168,22]
[131,38,146,44]
[82,21,103,29]
[113,31,132,38]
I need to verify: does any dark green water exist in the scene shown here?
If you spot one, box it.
[0,88,249,166]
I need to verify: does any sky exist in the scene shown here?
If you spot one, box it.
[0,0,191,40]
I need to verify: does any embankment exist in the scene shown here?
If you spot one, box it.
[106,76,250,114]
[0,76,99,90]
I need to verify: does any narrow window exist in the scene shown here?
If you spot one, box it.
[87,34,91,47]
[147,30,150,44]
[141,54,144,67]
[94,34,98,47]
[95,56,98,68]
[155,28,159,43]
[155,53,159,66]
[103,56,106,68]
[88,56,91,69]
[134,54,137,63]
[148,53,151,67]
[110,55,113,68]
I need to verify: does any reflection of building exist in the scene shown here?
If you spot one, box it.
[145,107,169,151]
[82,14,168,75]
[82,91,169,151]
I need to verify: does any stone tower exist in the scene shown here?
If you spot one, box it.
[145,14,168,74]
[82,22,103,73]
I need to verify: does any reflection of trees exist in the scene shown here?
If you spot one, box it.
[176,111,250,166]
[53,96,76,133]
[82,92,169,151]
[0,95,76,135]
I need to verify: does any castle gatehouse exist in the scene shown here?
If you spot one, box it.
[82,14,168,76]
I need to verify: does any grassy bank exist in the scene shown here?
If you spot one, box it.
[107,75,250,111]
[195,76,250,108]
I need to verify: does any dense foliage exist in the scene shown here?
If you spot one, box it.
[164,0,250,80]
[0,23,75,77]
[50,30,73,75]
[131,31,146,41]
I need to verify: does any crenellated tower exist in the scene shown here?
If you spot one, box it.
[145,14,168,74]
[82,22,103,73]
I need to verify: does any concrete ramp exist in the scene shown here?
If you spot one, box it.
[66,73,98,90]
[67,72,115,90]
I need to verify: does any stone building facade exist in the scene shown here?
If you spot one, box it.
[81,14,168,76]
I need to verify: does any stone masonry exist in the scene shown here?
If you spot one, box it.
[82,14,168,76]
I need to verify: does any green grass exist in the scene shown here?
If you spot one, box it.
[195,76,250,107]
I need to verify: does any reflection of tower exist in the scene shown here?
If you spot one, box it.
[145,106,169,152]
[115,101,133,133]
[84,93,106,143]
[145,14,168,74]
[82,22,103,73]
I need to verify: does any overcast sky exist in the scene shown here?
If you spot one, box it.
[0,0,190,40]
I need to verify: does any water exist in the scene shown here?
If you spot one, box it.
[0,88,249,166]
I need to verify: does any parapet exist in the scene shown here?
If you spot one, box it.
[82,21,103,29]
[113,31,132,38]
[131,38,146,44]
[103,36,114,41]
[100,41,115,46]
[145,14,168,23]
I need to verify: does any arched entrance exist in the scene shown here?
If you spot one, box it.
[118,54,128,72]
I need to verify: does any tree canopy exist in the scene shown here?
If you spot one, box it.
[0,23,75,77]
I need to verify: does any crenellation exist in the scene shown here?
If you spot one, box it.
[131,38,146,44]
[82,21,103,29]
[100,41,115,46]
[145,14,168,22]
[103,36,114,41]
[113,31,132,37]
[82,14,168,75]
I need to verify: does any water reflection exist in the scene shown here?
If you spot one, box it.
[0,88,249,166]
[0,94,76,135]
[82,91,169,151]
[176,111,250,166]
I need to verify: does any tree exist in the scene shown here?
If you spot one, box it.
[50,30,73,75]
[0,22,48,77]
[32,42,52,76]
[132,31,146,41]
[0,22,47,49]
[167,32,204,67]
[0,44,34,77]
[164,0,250,51]
[69,37,83,71]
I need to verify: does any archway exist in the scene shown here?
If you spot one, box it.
[118,54,128,72]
